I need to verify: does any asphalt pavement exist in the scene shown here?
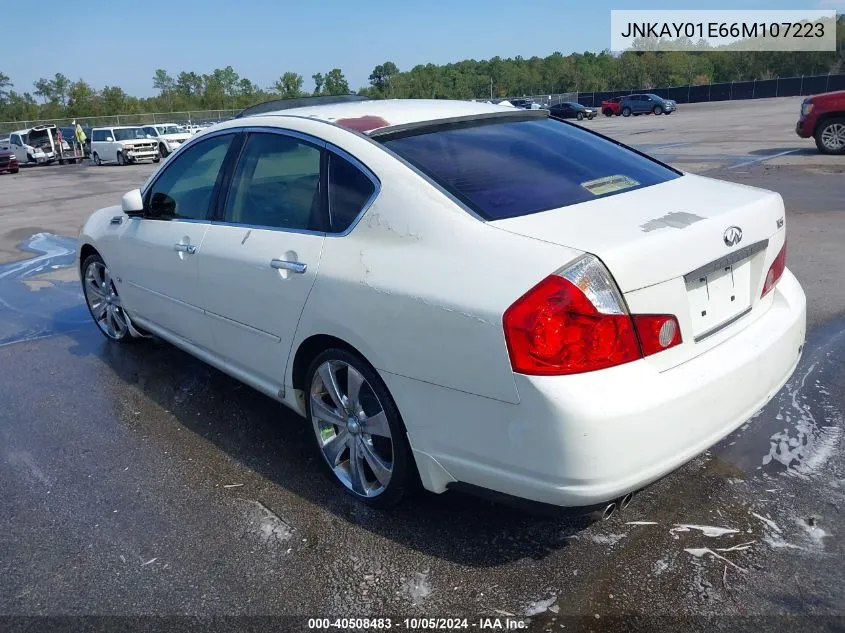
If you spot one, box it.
[0,99,843,632]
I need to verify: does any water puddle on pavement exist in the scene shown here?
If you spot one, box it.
[709,317,845,480]
[0,232,87,347]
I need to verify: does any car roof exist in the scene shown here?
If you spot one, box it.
[246,99,519,134]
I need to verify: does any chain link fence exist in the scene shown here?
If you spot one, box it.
[0,109,239,136]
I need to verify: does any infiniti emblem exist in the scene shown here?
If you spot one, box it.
[723,226,743,247]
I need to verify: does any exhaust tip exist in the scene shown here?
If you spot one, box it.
[601,502,616,521]
[620,492,634,510]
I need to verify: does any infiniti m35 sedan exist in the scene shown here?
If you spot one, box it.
[77,97,806,509]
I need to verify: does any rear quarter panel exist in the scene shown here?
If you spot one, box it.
[274,116,582,406]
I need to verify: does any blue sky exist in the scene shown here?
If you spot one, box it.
[4,0,842,98]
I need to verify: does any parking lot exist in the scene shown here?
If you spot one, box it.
[1,97,843,629]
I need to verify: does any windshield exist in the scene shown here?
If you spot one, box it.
[114,128,146,141]
[382,117,681,221]
[160,125,184,134]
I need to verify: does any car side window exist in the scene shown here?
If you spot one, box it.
[328,152,376,233]
[145,134,234,221]
[223,132,323,231]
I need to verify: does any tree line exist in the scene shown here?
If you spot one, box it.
[0,21,842,123]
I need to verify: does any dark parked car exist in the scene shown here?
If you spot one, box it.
[796,90,845,155]
[549,102,596,121]
[0,148,19,174]
[620,94,676,117]
[509,98,540,110]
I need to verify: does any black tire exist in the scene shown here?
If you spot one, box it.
[588,113,594,120]
[814,117,845,155]
[153,156,161,163]
[305,347,416,508]
[159,143,169,157]
[59,158,65,165]
[622,107,632,117]
[653,105,663,115]
[576,111,584,121]
[80,253,141,343]
[92,153,101,166]
[10,168,19,174]
[602,108,613,117]
[116,151,125,166]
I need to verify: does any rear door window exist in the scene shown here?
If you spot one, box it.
[382,117,680,220]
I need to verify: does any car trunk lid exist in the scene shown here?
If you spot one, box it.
[492,173,787,368]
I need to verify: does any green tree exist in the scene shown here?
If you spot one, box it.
[368,61,399,93]
[312,72,324,95]
[153,69,175,109]
[0,72,12,103]
[274,72,305,98]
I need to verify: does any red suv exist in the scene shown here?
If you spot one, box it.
[796,90,845,155]
[601,97,622,116]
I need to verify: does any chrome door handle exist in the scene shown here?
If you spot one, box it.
[174,243,197,254]
[270,259,307,274]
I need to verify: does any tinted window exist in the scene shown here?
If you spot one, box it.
[92,130,108,142]
[11,135,20,145]
[223,132,322,231]
[146,134,233,220]
[328,153,375,233]
[382,118,680,221]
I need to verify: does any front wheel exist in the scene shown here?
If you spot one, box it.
[116,152,125,166]
[622,107,631,117]
[81,254,136,342]
[602,108,613,117]
[10,168,19,174]
[653,105,663,115]
[92,153,101,166]
[815,118,845,155]
[306,349,415,507]
[159,143,169,157]
[576,111,584,121]
[153,156,161,163]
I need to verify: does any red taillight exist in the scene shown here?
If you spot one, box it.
[632,314,682,357]
[503,256,681,376]
[761,241,787,297]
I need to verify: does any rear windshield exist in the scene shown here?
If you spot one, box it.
[382,118,680,220]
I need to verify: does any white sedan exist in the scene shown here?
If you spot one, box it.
[77,97,806,511]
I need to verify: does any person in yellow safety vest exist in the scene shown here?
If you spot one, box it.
[72,120,87,159]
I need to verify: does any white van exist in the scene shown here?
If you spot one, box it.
[90,126,160,166]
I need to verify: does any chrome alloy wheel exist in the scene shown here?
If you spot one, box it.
[83,260,129,340]
[310,359,394,498]
[821,123,845,151]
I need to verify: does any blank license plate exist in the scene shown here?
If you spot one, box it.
[685,258,752,340]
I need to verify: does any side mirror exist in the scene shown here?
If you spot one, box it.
[121,188,144,217]
[106,136,114,142]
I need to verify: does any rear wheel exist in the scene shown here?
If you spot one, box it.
[815,118,845,155]
[653,105,663,115]
[622,107,631,117]
[306,348,415,508]
[10,168,19,174]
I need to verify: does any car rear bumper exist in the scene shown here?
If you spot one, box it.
[388,269,806,507]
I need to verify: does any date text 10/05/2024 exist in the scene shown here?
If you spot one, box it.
[620,21,826,39]
[307,617,528,630]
